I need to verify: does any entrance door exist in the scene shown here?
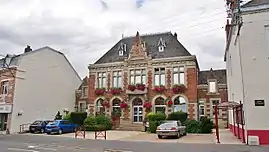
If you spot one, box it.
[133,106,143,122]
[133,98,143,122]
[0,114,8,131]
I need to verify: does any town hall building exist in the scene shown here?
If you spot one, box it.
[82,31,227,130]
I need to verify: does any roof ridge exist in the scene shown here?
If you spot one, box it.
[122,31,172,39]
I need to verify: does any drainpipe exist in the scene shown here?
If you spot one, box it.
[233,107,236,136]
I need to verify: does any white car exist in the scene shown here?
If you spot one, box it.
[156,120,186,139]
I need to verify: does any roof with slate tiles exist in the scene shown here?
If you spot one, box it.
[198,69,227,85]
[94,32,193,64]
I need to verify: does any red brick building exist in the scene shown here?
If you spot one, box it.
[86,32,227,130]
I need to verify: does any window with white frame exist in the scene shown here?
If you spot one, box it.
[112,71,122,88]
[112,98,122,117]
[1,81,9,95]
[154,97,166,114]
[96,99,105,116]
[130,69,146,85]
[82,87,88,97]
[158,46,164,52]
[97,72,106,88]
[174,96,187,113]
[173,67,185,85]
[154,68,165,86]
[209,81,217,93]
[199,101,205,118]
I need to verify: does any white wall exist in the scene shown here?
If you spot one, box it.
[239,10,269,130]
[10,47,81,133]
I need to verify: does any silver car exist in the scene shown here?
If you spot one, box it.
[156,120,186,139]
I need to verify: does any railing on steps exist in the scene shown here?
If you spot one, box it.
[19,123,31,134]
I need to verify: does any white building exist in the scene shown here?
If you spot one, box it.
[0,46,82,133]
[225,0,269,145]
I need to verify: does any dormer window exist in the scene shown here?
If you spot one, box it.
[158,38,166,52]
[158,46,164,52]
[209,81,217,93]
[122,43,126,52]
[119,50,124,56]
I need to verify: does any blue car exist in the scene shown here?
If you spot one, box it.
[45,120,77,134]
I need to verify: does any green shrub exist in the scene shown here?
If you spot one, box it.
[148,113,166,121]
[83,115,112,131]
[149,121,158,133]
[54,111,62,120]
[95,115,112,130]
[185,119,200,133]
[167,111,188,123]
[199,117,214,133]
[63,113,72,121]
[70,112,87,126]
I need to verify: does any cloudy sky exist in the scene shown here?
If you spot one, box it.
[0,0,242,78]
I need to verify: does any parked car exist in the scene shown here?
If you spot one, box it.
[45,120,77,134]
[156,120,186,139]
[29,120,53,134]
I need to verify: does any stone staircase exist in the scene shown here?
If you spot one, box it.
[116,120,144,132]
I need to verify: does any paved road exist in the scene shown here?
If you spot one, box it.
[0,134,268,152]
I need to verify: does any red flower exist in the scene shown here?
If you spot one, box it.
[167,100,173,106]
[172,84,187,94]
[95,88,105,95]
[120,102,128,109]
[143,102,152,109]
[136,84,146,91]
[111,88,122,95]
[128,85,136,91]
[101,101,109,108]
[153,85,166,93]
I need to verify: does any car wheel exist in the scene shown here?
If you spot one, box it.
[40,129,45,134]
[58,129,63,135]
[183,132,187,136]
[176,132,180,139]
[158,135,162,139]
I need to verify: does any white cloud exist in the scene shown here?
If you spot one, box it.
[0,0,228,77]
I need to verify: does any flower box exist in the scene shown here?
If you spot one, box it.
[95,88,105,96]
[172,84,187,94]
[136,84,146,91]
[111,88,122,95]
[128,85,136,91]
[143,102,152,109]
[120,102,128,109]
[153,85,166,93]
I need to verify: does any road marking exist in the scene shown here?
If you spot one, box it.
[28,145,57,151]
[104,149,133,152]
[7,148,39,152]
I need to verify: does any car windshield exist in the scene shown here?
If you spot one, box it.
[48,121,58,125]
[32,121,42,125]
[159,123,176,128]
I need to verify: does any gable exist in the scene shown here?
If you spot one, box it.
[198,69,227,85]
[94,32,192,64]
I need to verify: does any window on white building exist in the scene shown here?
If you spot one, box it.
[173,67,185,85]
[154,68,165,86]
[209,81,217,93]
[130,69,146,84]
[97,72,106,88]
[112,71,122,88]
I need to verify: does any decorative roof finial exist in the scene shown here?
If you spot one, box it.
[135,31,141,46]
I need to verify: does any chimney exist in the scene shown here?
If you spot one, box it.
[24,45,32,53]
[174,32,178,40]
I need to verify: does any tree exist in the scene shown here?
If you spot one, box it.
[54,111,62,120]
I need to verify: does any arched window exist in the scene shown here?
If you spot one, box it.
[96,98,105,116]
[154,97,166,114]
[173,96,187,113]
[112,98,121,117]
[132,98,143,122]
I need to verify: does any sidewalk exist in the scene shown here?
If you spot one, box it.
[214,129,244,145]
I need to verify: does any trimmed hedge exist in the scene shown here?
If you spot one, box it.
[184,117,214,134]
[70,112,87,126]
[167,111,188,123]
[148,112,166,121]
[63,113,72,121]
[84,115,112,131]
